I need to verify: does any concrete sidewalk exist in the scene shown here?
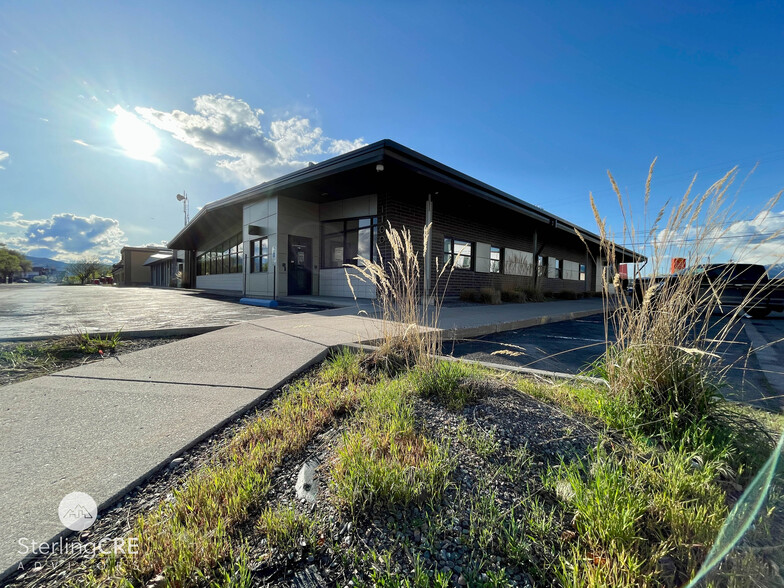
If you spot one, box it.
[0,299,602,579]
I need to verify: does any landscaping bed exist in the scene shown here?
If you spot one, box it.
[6,350,782,588]
[0,334,191,387]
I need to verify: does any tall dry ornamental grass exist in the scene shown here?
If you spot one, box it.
[585,160,783,440]
[345,222,456,371]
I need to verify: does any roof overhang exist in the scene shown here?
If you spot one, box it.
[143,252,175,266]
[167,139,644,262]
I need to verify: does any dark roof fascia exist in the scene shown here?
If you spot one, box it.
[166,142,387,248]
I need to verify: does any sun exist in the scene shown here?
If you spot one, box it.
[112,108,160,161]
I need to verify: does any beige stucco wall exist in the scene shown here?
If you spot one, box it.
[122,249,153,285]
[244,196,278,298]
[241,193,378,298]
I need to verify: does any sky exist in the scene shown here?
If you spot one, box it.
[1,1,783,266]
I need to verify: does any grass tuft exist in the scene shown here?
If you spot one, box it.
[258,504,317,550]
[330,380,452,514]
[408,360,482,410]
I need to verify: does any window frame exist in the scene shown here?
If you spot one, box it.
[249,236,269,273]
[196,232,243,276]
[444,237,474,270]
[489,246,503,274]
[321,216,379,269]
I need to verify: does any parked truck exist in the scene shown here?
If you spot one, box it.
[634,263,784,318]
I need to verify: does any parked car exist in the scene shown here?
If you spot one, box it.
[642,263,784,319]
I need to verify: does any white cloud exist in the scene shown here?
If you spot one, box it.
[654,209,784,267]
[0,213,126,263]
[134,94,366,185]
[0,150,9,169]
[73,139,91,147]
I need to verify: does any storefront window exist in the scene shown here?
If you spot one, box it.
[322,217,379,268]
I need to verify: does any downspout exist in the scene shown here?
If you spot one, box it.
[585,250,590,293]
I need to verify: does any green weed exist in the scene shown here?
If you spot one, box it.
[321,346,367,387]
[409,360,480,410]
[78,329,122,354]
[457,419,500,458]
[258,504,317,550]
[116,376,361,585]
[330,380,453,514]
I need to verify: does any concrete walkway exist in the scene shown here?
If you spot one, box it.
[0,299,602,579]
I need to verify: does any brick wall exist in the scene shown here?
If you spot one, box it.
[379,186,600,298]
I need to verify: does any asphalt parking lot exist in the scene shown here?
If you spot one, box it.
[447,312,784,411]
[0,284,321,339]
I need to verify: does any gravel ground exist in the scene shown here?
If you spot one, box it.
[4,371,599,587]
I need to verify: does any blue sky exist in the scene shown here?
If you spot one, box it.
[1,1,783,264]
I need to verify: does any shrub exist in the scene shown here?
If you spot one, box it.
[522,287,545,302]
[479,287,502,304]
[501,288,526,303]
[460,288,480,302]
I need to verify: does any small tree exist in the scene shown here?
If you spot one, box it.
[67,258,102,285]
[0,247,31,281]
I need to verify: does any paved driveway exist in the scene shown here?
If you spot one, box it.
[0,284,319,339]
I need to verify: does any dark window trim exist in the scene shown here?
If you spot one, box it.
[250,236,269,273]
[490,245,503,274]
[537,255,547,277]
[196,231,243,276]
[321,216,379,269]
[444,237,474,270]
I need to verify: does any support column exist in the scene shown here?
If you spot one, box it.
[424,194,433,299]
[533,230,543,287]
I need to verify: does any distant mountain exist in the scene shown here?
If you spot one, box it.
[25,256,68,271]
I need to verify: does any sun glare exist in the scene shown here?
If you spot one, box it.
[112,108,159,161]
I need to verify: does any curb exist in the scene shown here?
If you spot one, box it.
[444,308,603,340]
[0,325,229,344]
[442,355,608,385]
[340,341,607,385]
